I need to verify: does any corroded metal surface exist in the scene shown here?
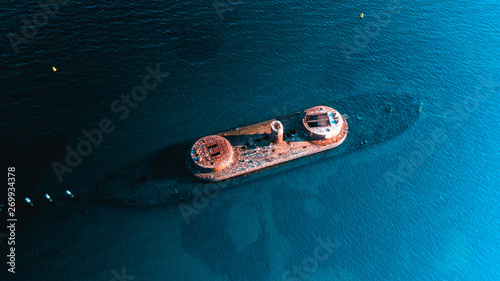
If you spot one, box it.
[190,135,233,172]
[270,120,284,144]
[305,114,348,146]
[302,106,343,140]
[187,106,349,182]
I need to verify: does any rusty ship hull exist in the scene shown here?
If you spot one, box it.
[95,93,421,206]
[187,106,348,182]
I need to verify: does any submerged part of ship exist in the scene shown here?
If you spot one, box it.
[94,93,421,206]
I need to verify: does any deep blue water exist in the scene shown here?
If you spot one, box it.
[1,0,499,280]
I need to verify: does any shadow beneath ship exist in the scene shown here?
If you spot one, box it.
[95,93,421,206]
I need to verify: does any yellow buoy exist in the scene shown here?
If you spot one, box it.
[52,66,57,72]
[360,13,364,19]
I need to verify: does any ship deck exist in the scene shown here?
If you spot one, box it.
[186,113,348,182]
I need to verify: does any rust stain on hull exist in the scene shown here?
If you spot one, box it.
[187,106,348,182]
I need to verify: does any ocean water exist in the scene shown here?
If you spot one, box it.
[1,0,499,280]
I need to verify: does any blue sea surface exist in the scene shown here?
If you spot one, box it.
[0,0,499,280]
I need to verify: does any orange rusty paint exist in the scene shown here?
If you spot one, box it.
[302,106,343,140]
[307,114,348,145]
[186,106,349,182]
[190,135,234,172]
[270,120,284,143]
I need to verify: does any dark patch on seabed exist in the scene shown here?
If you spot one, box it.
[94,92,420,206]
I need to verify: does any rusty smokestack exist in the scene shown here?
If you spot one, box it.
[270,120,284,143]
